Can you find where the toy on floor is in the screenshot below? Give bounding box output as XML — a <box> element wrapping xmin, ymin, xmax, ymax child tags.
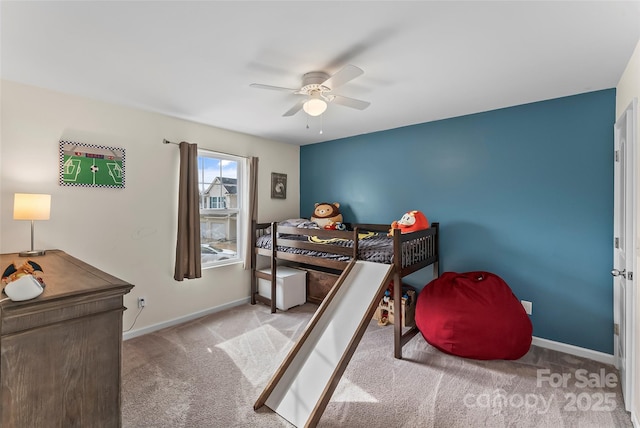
<box><xmin>311</xmin><ymin>202</ymin><xmax>343</xmax><ymax>228</ymax></box>
<box><xmin>378</xmin><ymin>309</ymin><xmax>390</xmax><ymax>326</ymax></box>
<box><xmin>374</xmin><ymin>281</ymin><xmax>416</xmax><ymax>327</ymax></box>
<box><xmin>389</xmin><ymin>210</ymin><xmax>429</xmax><ymax>235</ymax></box>
<box><xmin>382</xmin><ymin>289</ymin><xmax>391</xmax><ymax>304</ymax></box>
<box><xmin>376</xmin><ymin>289</ymin><xmax>392</xmax><ymax>325</ymax></box>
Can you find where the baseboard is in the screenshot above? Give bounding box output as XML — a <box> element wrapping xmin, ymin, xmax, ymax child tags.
<box><xmin>122</xmin><ymin>302</ymin><xmax>617</xmax><ymax>366</ymax></box>
<box><xmin>122</xmin><ymin>297</ymin><xmax>251</xmax><ymax>341</ymax></box>
<box><xmin>532</xmin><ymin>336</ymin><xmax>616</xmax><ymax>366</ymax></box>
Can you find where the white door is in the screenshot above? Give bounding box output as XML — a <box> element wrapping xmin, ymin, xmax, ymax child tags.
<box><xmin>613</xmin><ymin>98</ymin><xmax>637</xmax><ymax>412</ymax></box>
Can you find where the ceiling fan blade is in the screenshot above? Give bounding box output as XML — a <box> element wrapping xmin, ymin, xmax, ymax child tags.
<box><xmin>329</xmin><ymin>94</ymin><xmax>370</xmax><ymax>110</ymax></box>
<box><xmin>283</xmin><ymin>99</ymin><xmax>305</xmax><ymax>117</ymax></box>
<box><xmin>321</xmin><ymin>64</ymin><xmax>364</xmax><ymax>90</ymax></box>
<box><xmin>250</xmin><ymin>83</ymin><xmax>298</xmax><ymax>92</ymax></box>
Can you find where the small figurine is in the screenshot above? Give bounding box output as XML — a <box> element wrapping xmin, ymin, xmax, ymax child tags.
<box><xmin>324</xmin><ymin>221</ymin><xmax>346</xmax><ymax>231</ymax></box>
<box><xmin>382</xmin><ymin>289</ymin><xmax>391</xmax><ymax>305</ymax></box>
<box><xmin>377</xmin><ymin>309</ymin><xmax>389</xmax><ymax>326</ymax></box>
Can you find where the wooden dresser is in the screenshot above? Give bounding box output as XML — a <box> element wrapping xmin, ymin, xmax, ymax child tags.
<box><xmin>0</xmin><ymin>250</ymin><xmax>134</xmax><ymax>428</ymax></box>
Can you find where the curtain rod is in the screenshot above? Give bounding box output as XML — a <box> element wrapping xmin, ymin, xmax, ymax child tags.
<box><xmin>162</xmin><ymin>139</ymin><xmax>246</xmax><ymax>159</ymax></box>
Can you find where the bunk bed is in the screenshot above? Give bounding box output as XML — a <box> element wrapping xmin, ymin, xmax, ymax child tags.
<box><xmin>250</xmin><ymin>219</ymin><xmax>439</xmax><ymax>359</ymax></box>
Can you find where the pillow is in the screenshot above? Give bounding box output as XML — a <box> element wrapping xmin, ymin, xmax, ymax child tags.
<box><xmin>415</xmin><ymin>271</ymin><xmax>532</xmax><ymax>360</ymax></box>
<box><xmin>265</xmin><ymin>218</ymin><xmax>319</xmax><ymax>234</ymax></box>
<box><xmin>279</xmin><ymin>218</ymin><xmax>311</xmax><ymax>227</ymax></box>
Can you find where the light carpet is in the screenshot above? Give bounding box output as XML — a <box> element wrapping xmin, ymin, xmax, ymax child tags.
<box><xmin>122</xmin><ymin>302</ymin><xmax>632</xmax><ymax>427</ymax></box>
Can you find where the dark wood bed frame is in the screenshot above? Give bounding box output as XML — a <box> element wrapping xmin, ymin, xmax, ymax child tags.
<box><xmin>250</xmin><ymin>221</ymin><xmax>439</xmax><ymax>359</ymax></box>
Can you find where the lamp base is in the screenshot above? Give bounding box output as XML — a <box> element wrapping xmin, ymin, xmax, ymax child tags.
<box><xmin>18</xmin><ymin>249</ymin><xmax>46</xmax><ymax>257</ymax></box>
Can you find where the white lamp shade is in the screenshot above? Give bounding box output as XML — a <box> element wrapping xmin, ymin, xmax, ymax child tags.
<box><xmin>303</xmin><ymin>98</ymin><xmax>327</xmax><ymax>117</ymax></box>
<box><xmin>13</xmin><ymin>193</ymin><xmax>51</xmax><ymax>220</ymax></box>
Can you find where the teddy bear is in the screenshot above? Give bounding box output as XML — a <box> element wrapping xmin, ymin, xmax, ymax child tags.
<box><xmin>389</xmin><ymin>210</ymin><xmax>429</xmax><ymax>235</ymax></box>
<box><xmin>311</xmin><ymin>202</ymin><xmax>343</xmax><ymax>228</ymax></box>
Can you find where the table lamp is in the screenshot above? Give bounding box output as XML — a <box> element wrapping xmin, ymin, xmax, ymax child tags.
<box><xmin>13</xmin><ymin>193</ymin><xmax>51</xmax><ymax>257</ymax></box>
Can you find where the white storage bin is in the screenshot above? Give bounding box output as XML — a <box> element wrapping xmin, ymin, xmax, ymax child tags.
<box><xmin>258</xmin><ymin>266</ymin><xmax>307</xmax><ymax>311</ymax></box>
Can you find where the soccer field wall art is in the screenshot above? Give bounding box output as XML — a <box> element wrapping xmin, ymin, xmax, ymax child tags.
<box><xmin>59</xmin><ymin>141</ymin><xmax>125</xmax><ymax>189</ymax></box>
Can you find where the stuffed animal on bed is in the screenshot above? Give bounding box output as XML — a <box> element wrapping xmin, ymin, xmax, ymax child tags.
<box><xmin>323</xmin><ymin>221</ymin><xmax>346</xmax><ymax>230</ymax></box>
<box><xmin>389</xmin><ymin>210</ymin><xmax>429</xmax><ymax>235</ymax></box>
<box><xmin>311</xmin><ymin>202</ymin><xmax>343</xmax><ymax>228</ymax></box>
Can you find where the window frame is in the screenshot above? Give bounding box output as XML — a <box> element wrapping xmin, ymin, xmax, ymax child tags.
<box><xmin>197</xmin><ymin>149</ymin><xmax>245</xmax><ymax>269</ymax></box>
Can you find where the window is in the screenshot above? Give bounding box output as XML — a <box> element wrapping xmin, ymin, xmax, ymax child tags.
<box><xmin>198</xmin><ymin>150</ymin><xmax>244</xmax><ymax>267</ymax></box>
<box><xmin>209</xmin><ymin>196</ymin><xmax>226</xmax><ymax>209</ymax></box>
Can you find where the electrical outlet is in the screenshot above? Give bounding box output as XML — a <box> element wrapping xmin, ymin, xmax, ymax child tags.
<box><xmin>521</xmin><ymin>300</ymin><xmax>532</xmax><ymax>315</ymax></box>
<box><xmin>138</xmin><ymin>297</ymin><xmax>146</xmax><ymax>308</ymax></box>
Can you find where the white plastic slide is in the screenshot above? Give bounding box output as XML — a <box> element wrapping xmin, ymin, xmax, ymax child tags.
<box><xmin>255</xmin><ymin>260</ymin><xmax>394</xmax><ymax>427</ymax></box>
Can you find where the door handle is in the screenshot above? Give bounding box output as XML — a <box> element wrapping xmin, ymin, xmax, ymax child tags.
<box><xmin>612</xmin><ymin>269</ymin><xmax>627</xmax><ymax>278</ymax></box>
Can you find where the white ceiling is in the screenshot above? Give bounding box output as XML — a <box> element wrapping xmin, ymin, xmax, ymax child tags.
<box><xmin>2</xmin><ymin>1</ymin><xmax>639</xmax><ymax>146</ymax></box>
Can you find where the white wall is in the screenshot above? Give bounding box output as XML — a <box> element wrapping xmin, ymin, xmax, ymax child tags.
<box><xmin>0</xmin><ymin>80</ymin><xmax>300</xmax><ymax>333</ymax></box>
<box><xmin>616</xmin><ymin>38</ymin><xmax>640</xmax><ymax>424</ymax></box>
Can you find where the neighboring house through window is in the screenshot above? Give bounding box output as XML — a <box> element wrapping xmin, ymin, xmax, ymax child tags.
<box><xmin>198</xmin><ymin>150</ymin><xmax>244</xmax><ymax>267</ymax></box>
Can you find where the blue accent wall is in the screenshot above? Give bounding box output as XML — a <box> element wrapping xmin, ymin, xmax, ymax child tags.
<box><xmin>300</xmin><ymin>89</ymin><xmax>616</xmax><ymax>354</ymax></box>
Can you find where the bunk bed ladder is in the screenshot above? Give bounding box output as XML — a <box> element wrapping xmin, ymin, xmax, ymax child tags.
<box><xmin>251</xmin><ymin>221</ymin><xmax>279</xmax><ymax>313</ymax></box>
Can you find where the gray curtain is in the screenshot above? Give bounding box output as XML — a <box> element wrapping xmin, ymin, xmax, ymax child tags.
<box><xmin>243</xmin><ymin>156</ymin><xmax>259</xmax><ymax>269</ymax></box>
<box><xmin>174</xmin><ymin>141</ymin><xmax>201</xmax><ymax>281</ymax></box>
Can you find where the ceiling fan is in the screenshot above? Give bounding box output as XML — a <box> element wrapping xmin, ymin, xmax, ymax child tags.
<box><xmin>250</xmin><ymin>64</ymin><xmax>371</xmax><ymax>117</ymax></box>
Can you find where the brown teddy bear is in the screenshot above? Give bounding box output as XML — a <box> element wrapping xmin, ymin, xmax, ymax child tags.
<box><xmin>311</xmin><ymin>202</ymin><xmax>343</xmax><ymax>228</ymax></box>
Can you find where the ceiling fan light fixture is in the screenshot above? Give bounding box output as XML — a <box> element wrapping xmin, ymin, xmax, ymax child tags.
<box><xmin>303</xmin><ymin>97</ymin><xmax>327</xmax><ymax>117</ymax></box>
<box><xmin>251</xmin><ymin>64</ymin><xmax>368</xmax><ymax>117</ymax></box>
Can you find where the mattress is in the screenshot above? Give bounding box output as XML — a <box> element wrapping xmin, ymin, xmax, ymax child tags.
<box><xmin>255</xmin><ymin>231</ymin><xmax>395</xmax><ymax>264</ymax></box>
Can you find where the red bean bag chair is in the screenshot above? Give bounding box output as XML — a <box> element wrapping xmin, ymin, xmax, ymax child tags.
<box><xmin>415</xmin><ymin>271</ymin><xmax>532</xmax><ymax>360</ymax></box>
